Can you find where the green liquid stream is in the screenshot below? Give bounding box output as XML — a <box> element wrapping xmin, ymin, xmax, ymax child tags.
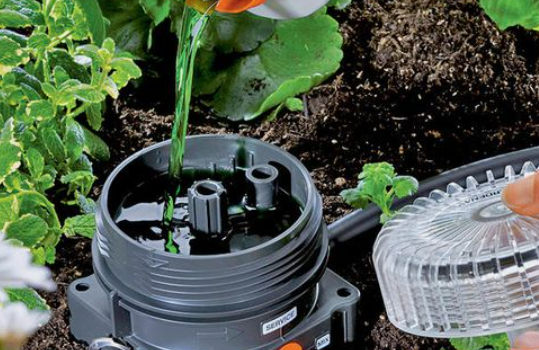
<box><xmin>163</xmin><ymin>6</ymin><xmax>211</xmax><ymax>253</ymax></box>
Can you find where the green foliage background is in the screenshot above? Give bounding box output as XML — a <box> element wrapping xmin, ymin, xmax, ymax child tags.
<box><xmin>450</xmin><ymin>334</ymin><xmax>510</xmax><ymax>350</ymax></box>
<box><xmin>100</xmin><ymin>0</ymin><xmax>349</xmax><ymax>120</ymax></box>
<box><xmin>480</xmin><ymin>0</ymin><xmax>539</xmax><ymax>30</ymax></box>
<box><xmin>341</xmin><ymin>162</ymin><xmax>419</xmax><ymax>223</ymax></box>
<box><xmin>0</xmin><ymin>0</ymin><xmax>140</xmax><ymax>306</ymax></box>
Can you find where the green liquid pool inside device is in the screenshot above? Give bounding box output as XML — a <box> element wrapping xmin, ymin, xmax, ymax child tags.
<box><xmin>114</xmin><ymin>168</ymin><xmax>303</xmax><ymax>256</ymax></box>
<box><xmin>374</xmin><ymin>161</ymin><xmax>539</xmax><ymax>345</ymax></box>
<box><xmin>68</xmin><ymin>135</ymin><xmax>360</xmax><ymax>350</ymax></box>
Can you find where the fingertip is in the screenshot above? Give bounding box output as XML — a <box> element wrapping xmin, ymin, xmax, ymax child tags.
<box><xmin>513</xmin><ymin>331</ymin><xmax>539</xmax><ymax>350</ymax></box>
<box><xmin>502</xmin><ymin>173</ymin><xmax>539</xmax><ymax>217</ymax></box>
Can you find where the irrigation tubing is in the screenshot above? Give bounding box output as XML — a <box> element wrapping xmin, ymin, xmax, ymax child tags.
<box><xmin>328</xmin><ymin>145</ymin><xmax>539</xmax><ymax>245</ymax></box>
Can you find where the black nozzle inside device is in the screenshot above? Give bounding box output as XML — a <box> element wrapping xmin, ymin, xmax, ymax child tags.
<box><xmin>188</xmin><ymin>180</ymin><xmax>228</xmax><ymax>236</ymax></box>
<box><xmin>245</xmin><ymin>164</ymin><xmax>279</xmax><ymax>210</ymax></box>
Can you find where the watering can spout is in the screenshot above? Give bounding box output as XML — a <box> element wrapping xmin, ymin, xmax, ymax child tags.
<box><xmin>249</xmin><ymin>0</ymin><xmax>331</xmax><ymax>19</ymax></box>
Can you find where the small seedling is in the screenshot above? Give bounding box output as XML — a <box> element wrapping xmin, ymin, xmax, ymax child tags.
<box><xmin>340</xmin><ymin>162</ymin><xmax>418</xmax><ymax>223</ymax></box>
<box><xmin>450</xmin><ymin>334</ymin><xmax>509</xmax><ymax>350</ymax></box>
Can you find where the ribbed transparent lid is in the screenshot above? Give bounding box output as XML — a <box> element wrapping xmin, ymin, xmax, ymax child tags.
<box><xmin>374</xmin><ymin>162</ymin><xmax>539</xmax><ymax>338</ymax></box>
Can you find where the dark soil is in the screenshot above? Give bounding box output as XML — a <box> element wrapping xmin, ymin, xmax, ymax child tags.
<box><xmin>25</xmin><ymin>0</ymin><xmax>539</xmax><ymax>349</ymax></box>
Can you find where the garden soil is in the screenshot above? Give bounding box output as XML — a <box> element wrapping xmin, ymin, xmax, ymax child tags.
<box><xmin>25</xmin><ymin>0</ymin><xmax>539</xmax><ymax>349</ymax></box>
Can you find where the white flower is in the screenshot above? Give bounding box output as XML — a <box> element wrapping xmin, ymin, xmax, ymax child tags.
<box><xmin>0</xmin><ymin>233</ymin><xmax>55</xmax><ymax>349</ymax></box>
<box><xmin>0</xmin><ymin>302</ymin><xmax>50</xmax><ymax>349</ymax></box>
<box><xmin>0</xmin><ymin>233</ymin><xmax>56</xmax><ymax>293</ymax></box>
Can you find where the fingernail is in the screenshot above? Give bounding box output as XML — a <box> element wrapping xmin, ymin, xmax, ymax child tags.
<box><xmin>503</xmin><ymin>174</ymin><xmax>537</xmax><ymax>212</ymax></box>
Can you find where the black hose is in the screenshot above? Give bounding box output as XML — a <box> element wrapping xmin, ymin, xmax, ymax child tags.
<box><xmin>328</xmin><ymin>146</ymin><xmax>539</xmax><ymax>244</ymax></box>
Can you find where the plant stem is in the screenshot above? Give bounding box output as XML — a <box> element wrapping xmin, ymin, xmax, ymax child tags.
<box><xmin>66</xmin><ymin>103</ymin><xmax>87</xmax><ymax>118</ymax></box>
<box><xmin>48</xmin><ymin>30</ymin><xmax>74</xmax><ymax>48</ymax></box>
<box><xmin>44</xmin><ymin>0</ymin><xmax>57</xmax><ymax>19</ymax></box>
<box><xmin>162</xmin><ymin>6</ymin><xmax>210</xmax><ymax>253</ymax></box>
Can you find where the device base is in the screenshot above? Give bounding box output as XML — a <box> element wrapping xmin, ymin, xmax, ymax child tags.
<box><xmin>68</xmin><ymin>269</ymin><xmax>359</xmax><ymax>350</ymax></box>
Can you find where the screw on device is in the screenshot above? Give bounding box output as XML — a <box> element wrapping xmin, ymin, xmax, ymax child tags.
<box><xmin>245</xmin><ymin>164</ymin><xmax>279</xmax><ymax>210</ymax></box>
<box><xmin>188</xmin><ymin>180</ymin><xmax>228</xmax><ymax>236</ymax></box>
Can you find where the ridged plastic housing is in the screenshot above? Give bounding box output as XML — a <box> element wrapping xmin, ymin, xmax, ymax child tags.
<box><xmin>97</xmin><ymin>136</ymin><xmax>326</xmax><ymax>318</ymax></box>
<box><xmin>374</xmin><ymin>162</ymin><xmax>539</xmax><ymax>338</ymax></box>
<box><xmin>69</xmin><ymin>135</ymin><xmax>360</xmax><ymax>350</ymax></box>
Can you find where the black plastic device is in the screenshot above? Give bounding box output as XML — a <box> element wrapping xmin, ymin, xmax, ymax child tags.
<box><xmin>68</xmin><ymin>135</ymin><xmax>360</xmax><ymax>350</ymax></box>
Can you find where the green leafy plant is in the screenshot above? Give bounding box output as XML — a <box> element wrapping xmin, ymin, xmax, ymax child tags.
<box><xmin>340</xmin><ymin>162</ymin><xmax>418</xmax><ymax>224</ymax></box>
<box><xmin>480</xmin><ymin>0</ymin><xmax>539</xmax><ymax>31</ymax></box>
<box><xmin>99</xmin><ymin>0</ymin><xmax>348</xmax><ymax>120</ymax></box>
<box><xmin>196</xmin><ymin>8</ymin><xmax>343</xmax><ymax>121</ymax></box>
<box><xmin>450</xmin><ymin>334</ymin><xmax>510</xmax><ymax>350</ymax></box>
<box><xmin>0</xmin><ymin>0</ymin><xmax>141</xmax><ymax>265</ymax></box>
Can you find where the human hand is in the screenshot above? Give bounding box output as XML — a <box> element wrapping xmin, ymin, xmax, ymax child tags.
<box><xmin>502</xmin><ymin>173</ymin><xmax>539</xmax><ymax>217</ymax></box>
<box><xmin>512</xmin><ymin>331</ymin><xmax>539</xmax><ymax>350</ymax></box>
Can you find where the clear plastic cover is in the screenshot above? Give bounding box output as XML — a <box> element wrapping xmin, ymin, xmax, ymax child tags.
<box><xmin>374</xmin><ymin>162</ymin><xmax>539</xmax><ymax>338</ymax></box>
